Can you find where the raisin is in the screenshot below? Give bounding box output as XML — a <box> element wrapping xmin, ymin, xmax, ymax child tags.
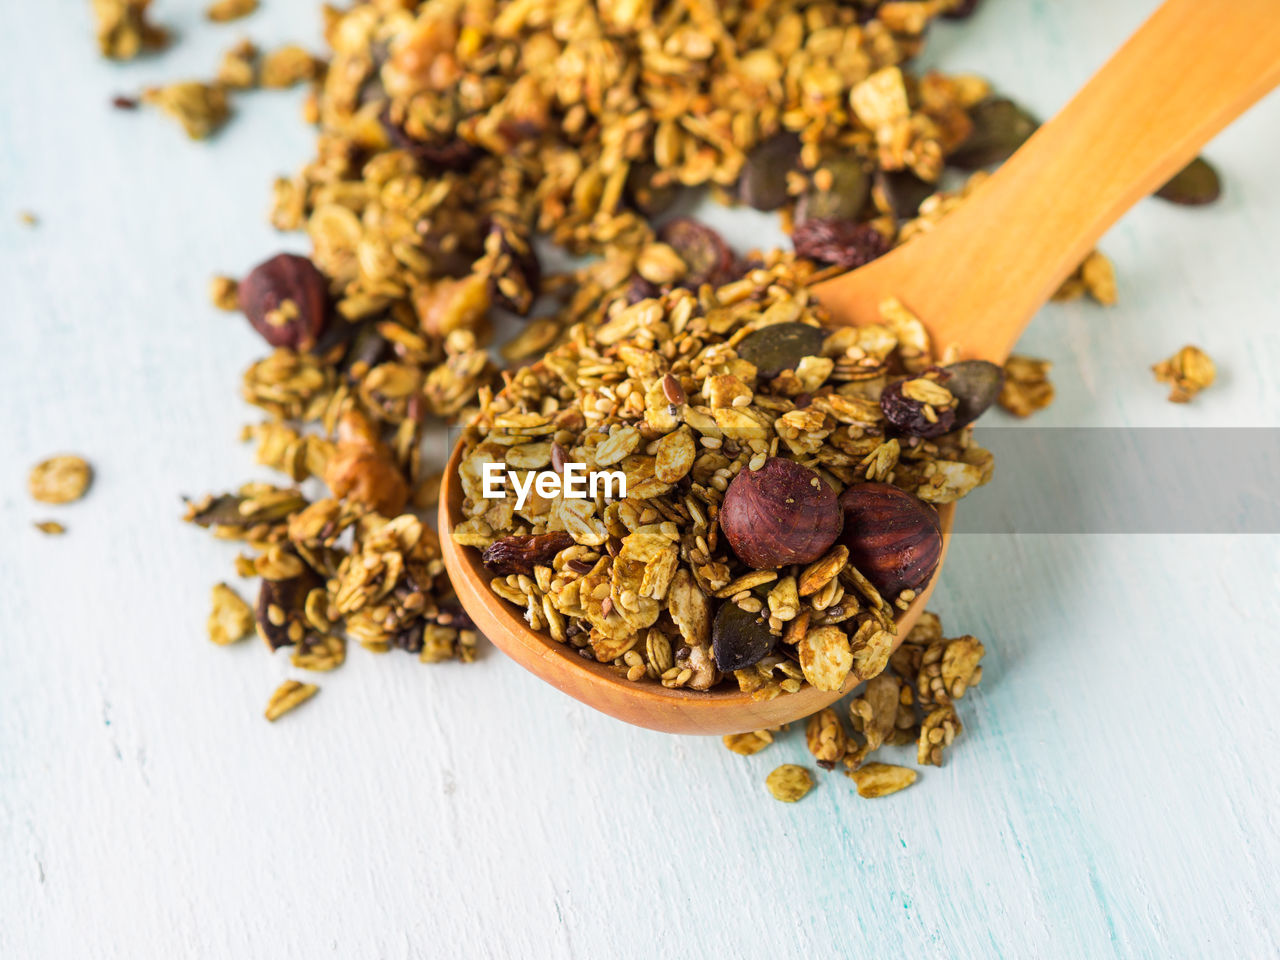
<box><xmin>238</xmin><ymin>253</ymin><xmax>331</xmax><ymax>351</ymax></box>
<box><xmin>255</xmin><ymin>565</ymin><xmax>323</xmax><ymax>651</ymax></box>
<box><xmin>658</xmin><ymin>218</ymin><xmax>738</xmax><ymax>288</ymax></box>
<box><xmin>481</xmin><ymin>531</ymin><xmax>575</xmax><ymax>576</ymax></box>
<box><xmin>712</xmin><ymin>601</ymin><xmax>776</xmax><ymax>672</ymax></box>
<box><xmin>791</xmin><ymin>219</ymin><xmax>890</xmax><ymax>271</ymax></box>
<box><xmin>880</xmin><ymin>378</ymin><xmax>958</xmax><ymax>439</ymax></box>
<box><xmin>484</xmin><ymin>221</ymin><xmax>541</xmax><ymax>316</ymax></box>
<box><xmin>380</xmin><ymin>108</ymin><xmax>481</xmax><ymax>172</ymax></box>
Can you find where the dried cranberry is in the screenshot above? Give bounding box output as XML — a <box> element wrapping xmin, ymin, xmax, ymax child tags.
<box><xmin>255</xmin><ymin>564</ymin><xmax>323</xmax><ymax>651</ymax></box>
<box><xmin>791</xmin><ymin>219</ymin><xmax>889</xmax><ymax>271</ymax></box>
<box><xmin>625</xmin><ymin>274</ymin><xmax>663</xmax><ymax>304</ymax></box>
<box><xmin>880</xmin><ymin>378</ymin><xmax>957</xmax><ymax>439</ymax></box>
<box><xmin>658</xmin><ymin>218</ymin><xmax>738</xmax><ymax>288</ymax></box>
<box><xmin>238</xmin><ymin>253</ymin><xmax>331</xmax><ymax>351</ymax></box>
<box><xmin>481</xmin><ymin>532</ymin><xmax>575</xmax><ymax>576</ymax></box>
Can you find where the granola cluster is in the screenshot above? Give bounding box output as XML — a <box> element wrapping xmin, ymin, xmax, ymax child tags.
<box><xmin>731</xmin><ymin>609</ymin><xmax>984</xmax><ymax>801</ymax></box>
<box><xmin>454</xmin><ymin>257</ymin><xmax>995</xmax><ymax>695</ymax></box>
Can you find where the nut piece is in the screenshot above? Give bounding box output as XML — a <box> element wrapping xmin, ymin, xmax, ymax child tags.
<box><xmin>849</xmin><ymin>762</ymin><xmax>918</xmax><ymax>798</ymax></box>
<box><xmin>322</xmin><ymin>410</ymin><xmax>409</xmax><ymax>517</ymax></box>
<box><xmin>719</xmin><ymin>457</ymin><xmax>842</xmax><ymax>570</ymax></box>
<box><xmin>29</xmin><ymin>455</ymin><xmax>93</xmax><ymax>504</ymax></box>
<box><xmin>237</xmin><ymin>253</ymin><xmax>331</xmax><ymax>351</ymax></box>
<box><xmin>838</xmin><ymin>483</ymin><xmax>942</xmax><ymax>597</ymax></box>
<box><xmin>208</xmin><ymin>583</ymin><xmax>253</xmax><ymax>645</ymax></box>
<box><xmin>264</xmin><ymin>680</ymin><xmax>318</xmax><ymax>722</ymax></box>
<box><xmin>765</xmin><ymin>764</ymin><xmax>814</xmax><ymax>802</ymax></box>
<box><xmin>1152</xmin><ymin>345</ymin><xmax>1216</xmax><ymax>403</ymax></box>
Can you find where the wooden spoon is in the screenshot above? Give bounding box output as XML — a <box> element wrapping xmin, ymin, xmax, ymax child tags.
<box><xmin>440</xmin><ymin>0</ymin><xmax>1280</xmax><ymax>735</ymax></box>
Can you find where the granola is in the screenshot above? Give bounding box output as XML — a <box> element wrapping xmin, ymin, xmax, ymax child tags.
<box><xmin>92</xmin><ymin>0</ymin><xmax>168</xmax><ymax>60</ymax></box>
<box><xmin>1153</xmin><ymin>345</ymin><xmax>1216</xmax><ymax>403</ymax></box>
<box><xmin>264</xmin><ymin>680</ymin><xmax>318</xmax><ymax>721</ymax></box>
<box><xmin>29</xmin><ymin>455</ymin><xmax>93</xmax><ymax>504</ymax></box>
<box><xmin>766</xmin><ymin>764</ymin><xmax>814</xmax><ymax>803</ymax></box>
<box><xmin>998</xmin><ymin>354</ymin><xmax>1055</xmax><ymax>417</ymax></box>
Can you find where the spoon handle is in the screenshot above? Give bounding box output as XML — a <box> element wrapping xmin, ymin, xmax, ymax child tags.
<box><xmin>836</xmin><ymin>0</ymin><xmax>1280</xmax><ymax>362</ymax></box>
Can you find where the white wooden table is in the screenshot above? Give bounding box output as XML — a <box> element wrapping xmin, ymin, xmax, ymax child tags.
<box><xmin>3</xmin><ymin>2</ymin><xmax>1278</xmax><ymax>957</ymax></box>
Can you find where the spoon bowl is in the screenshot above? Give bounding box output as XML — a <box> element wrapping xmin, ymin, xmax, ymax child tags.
<box><xmin>440</xmin><ymin>437</ymin><xmax>954</xmax><ymax>734</ymax></box>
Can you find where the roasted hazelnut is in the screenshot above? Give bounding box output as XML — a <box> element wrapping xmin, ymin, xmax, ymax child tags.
<box><xmin>719</xmin><ymin>457</ymin><xmax>842</xmax><ymax>569</ymax></box>
<box><xmin>838</xmin><ymin>483</ymin><xmax>942</xmax><ymax>597</ymax></box>
<box><xmin>322</xmin><ymin>410</ymin><xmax>409</xmax><ymax>517</ymax></box>
<box><xmin>238</xmin><ymin>253</ymin><xmax>330</xmax><ymax>351</ymax></box>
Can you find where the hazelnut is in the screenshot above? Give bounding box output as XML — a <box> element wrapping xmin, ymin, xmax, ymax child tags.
<box><xmin>322</xmin><ymin>410</ymin><xmax>409</xmax><ymax>517</ymax></box>
<box><xmin>719</xmin><ymin>457</ymin><xmax>843</xmax><ymax>569</ymax></box>
<box><xmin>238</xmin><ymin>253</ymin><xmax>330</xmax><ymax>351</ymax></box>
<box><xmin>838</xmin><ymin>483</ymin><xmax>942</xmax><ymax>597</ymax></box>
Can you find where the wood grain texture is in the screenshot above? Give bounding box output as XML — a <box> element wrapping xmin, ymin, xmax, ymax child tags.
<box><xmin>2</xmin><ymin>1</ymin><xmax>1278</xmax><ymax>958</ymax></box>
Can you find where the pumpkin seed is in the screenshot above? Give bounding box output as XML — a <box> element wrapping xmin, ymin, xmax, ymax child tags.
<box><xmin>738</xmin><ymin>133</ymin><xmax>801</xmax><ymax>211</ymax></box>
<box><xmin>949</xmin><ymin>97</ymin><xmax>1038</xmax><ymax>169</ymax></box>
<box><xmin>736</xmin><ymin>321</ymin><xmax>827</xmax><ymax>379</ymax></box>
<box><xmin>942</xmin><ymin>360</ymin><xmax>1005</xmax><ymax>427</ymax></box>
<box><xmin>1155</xmin><ymin>156</ymin><xmax>1221</xmax><ymax>206</ymax></box>
<box><xmin>795</xmin><ymin>157</ymin><xmax>870</xmax><ymax>223</ymax></box>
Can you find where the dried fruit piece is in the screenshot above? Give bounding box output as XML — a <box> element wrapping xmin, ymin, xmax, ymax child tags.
<box><xmin>482</xmin><ymin>532</ymin><xmax>574</xmax><ymax>576</ymax></box>
<box><xmin>712</xmin><ymin>601</ymin><xmax>775</xmax><ymax>672</ymax></box>
<box><xmin>482</xmin><ymin>221</ymin><xmax>541</xmax><ymax>316</ymax></box>
<box><xmin>881</xmin><ymin>376</ymin><xmax>958</xmax><ymax>438</ymax></box>
<box><xmin>238</xmin><ymin>253</ymin><xmax>330</xmax><ymax>351</ymax></box>
<box><xmin>208</xmin><ymin>583</ymin><xmax>253</xmax><ymax>645</ymax></box>
<box><xmin>792</xmin><ymin>219</ymin><xmax>890</xmax><ymax>271</ymax></box>
<box><xmin>765</xmin><ymin>764</ymin><xmax>814</xmax><ymax>802</ymax></box>
<box><xmin>738</xmin><ymin>133</ymin><xmax>801</xmax><ymax>211</ymax></box>
<box><xmin>264</xmin><ymin>680</ymin><xmax>318</xmax><ymax>722</ymax></box>
<box><xmin>380</xmin><ymin>110</ymin><xmax>481</xmax><ymax>172</ymax></box>
<box><xmin>723</xmin><ymin>729</ymin><xmax>774</xmax><ymax>756</ymax></box>
<box><xmin>839</xmin><ymin>483</ymin><xmax>942</xmax><ymax>597</ymax></box>
<box><xmin>849</xmin><ymin>762</ymin><xmax>918</xmax><ymax>798</ymax></box>
<box><xmin>719</xmin><ymin>458</ymin><xmax>843</xmax><ymax>569</ymax></box>
<box><xmin>1155</xmin><ymin>156</ymin><xmax>1221</xmax><ymax>206</ymax></box>
<box><xmin>736</xmin><ymin>322</ymin><xmax>827</xmax><ymax>380</ymax></box>
<box><xmin>942</xmin><ymin>360</ymin><xmax>1004</xmax><ymax>427</ymax></box>
<box><xmin>255</xmin><ymin>562</ymin><xmax>323</xmax><ymax>651</ymax></box>
<box><xmin>1152</xmin><ymin>345</ymin><xmax>1216</xmax><ymax>403</ymax></box>
<box><xmin>795</xmin><ymin>157</ymin><xmax>870</xmax><ymax>223</ymax></box>
<box><xmin>658</xmin><ymin>218</ymin><xmax>737</xmax><ymax>288</ymax></box>
<box><xmin>949</xmin><ymin>97</ymin><xmax>1038</xmax><ymax>169</ymax></box>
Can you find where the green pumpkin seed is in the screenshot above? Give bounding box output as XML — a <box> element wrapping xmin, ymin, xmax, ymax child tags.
<box><xmin>736</xmin><ymin>322</ymin><xmax>828</xmax><ymax>379</ymax></box>
<box><xmin>949</xmin><ymin>97</ymin><xmax>1039</xmax><ymax>169</ymax></box>
<box><xmin>1154</xmin><ymin>156</ymin><xmax>1221</xmax><ymax>206</ymax></box>
<box><xmin>942</xmin><ymin>360</ymin><xmax>1004</xmax><ymax>427</ymax></box>
<box><xmin>739</xmin><ymin>133</ymin><xmax>801</xmax><ymax>211</ymax></box>
<box><xmin>795</xmin><ymin>156</ymin><xmax>870</xmax><ymax>223</ymax></box>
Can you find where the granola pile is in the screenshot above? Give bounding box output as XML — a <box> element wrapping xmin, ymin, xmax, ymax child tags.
<box><xmin>454</xmin><ymin>258</ymin><xmax>996</xmax><ymax>696</ymax></box>
<box><xmin>730</xmin><ymin>609</ymin><xmax>982</xmax><ymax>801</ymax></box>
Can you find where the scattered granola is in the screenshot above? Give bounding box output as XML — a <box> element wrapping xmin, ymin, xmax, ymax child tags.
<box><xmin>724</xmin><ymin>609</ymin><xmax>984</xmax><ymax>801</ymax></box>
<box><xmin>91</xmin><ymin>0</ymin><xmax>168</xmax><ymax>60</ymax></box>
<box><xmin>209</xmin><ymin>274</ymin><xmax>240</xmax><ymax>311</ymax></box>
<box><xmin>1153</xmin><ymin>345</ymin><xmax>1216</xmax><ymax>403</ymax></box>
<box><xmin>765</xmin><ymin>764</ymin><xmax>814</xmax><ymax>803</ymax></box>
<box><xmin>260</xmin><ymin>45</ymin><xmax>321</xmax><ymax>90</ymax></box>
<box><xmin>208</xmin><ymin>583</ymin><xmax>254</xmax><ymax>645</ymax></box>
<box><xmin>142</xmin><ymin>82</ymin><xmax>231</xmax><ymax>140</ymax></box>
<box><xmin>264</xmin><ymin>679</ymin><xmax>318</xmax><ymax>721</ymax></box>
<box><xmin>34</xmin><ymin>521</ymin><xmax>67</xmax><ymax>536</ymax></box>
<box><xmin>206</xmin><ymin>0</ymin><xmax>258</xmax><ymax>23</ymax></box>
<box><xmin>29</xmin><ymin>455</ymin><xmax>93</xmax><ymax>504</ymax></box>
<box><xmin>216</xmin><ymin>40</ymin><xmax>259</xmax><ymax>91</ymax></box>
<box><xmin>18</xmin><ymin>211</ymin><xmax>38</xmax><ymax>227</ymax></box>
<box><xmin>998</xmin><ymin>355</ymin><xmax>1055</xmax><ymax>417</ymax></box>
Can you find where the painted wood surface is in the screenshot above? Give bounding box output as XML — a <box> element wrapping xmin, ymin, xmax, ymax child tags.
<box><xmin>2</xmin><ymin>2</ymin><xmax>1278</xmax><ymax>957</ymax></box>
